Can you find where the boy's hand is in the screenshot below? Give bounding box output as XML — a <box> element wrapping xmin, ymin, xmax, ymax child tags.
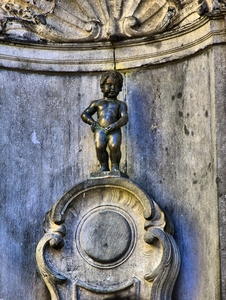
<box><xmin>91</xmin><ymin>122</ymin><xmax>98</xmax><ymax>132</ymax></box>
<box><xmin>105</xmin><ymin>123</ymin><xmax>117</xmax><ymax>133</ymax></box>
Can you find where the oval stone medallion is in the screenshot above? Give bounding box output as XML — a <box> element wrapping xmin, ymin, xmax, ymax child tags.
<box><xmin>77</xmin><ymin>207</ymin><xmax>135</xmax><ymax>268</ymax></box>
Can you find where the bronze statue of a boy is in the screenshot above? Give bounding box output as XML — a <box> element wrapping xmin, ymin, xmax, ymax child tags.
<box><xmin>81</xmin><ymin>70</ymin><xmax>128</xmax><ymax>172</ymax></box>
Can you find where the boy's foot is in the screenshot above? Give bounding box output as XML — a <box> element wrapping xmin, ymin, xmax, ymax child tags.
<box><xmin>99</xmin><ymin>166</ymin><xmax>109</xmax><ymax>172</ymax></box>
<box><xmin>112</xmin><ymin>165</ymin><xmax>120</xmax><ymax>172</ymax></box>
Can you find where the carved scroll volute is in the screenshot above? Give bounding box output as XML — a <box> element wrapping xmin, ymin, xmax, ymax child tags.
<box><xmin>36</xmin><ymin>177</ymin><xmax>180</xmax><ymax>300</ymax></box>
<box><xmin>36</xmin><ymin>214</ymin><xmax>66</xmax><ymax>300</ymax></box>
<box><xmin>144</xmin><ymin>219</ymin><xmax>181</xmax><ymax>299</ymax></box>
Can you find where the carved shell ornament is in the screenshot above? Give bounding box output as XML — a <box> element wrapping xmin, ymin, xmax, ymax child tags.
<box><xmin>0</xmin><ymin>0</ymin><xmax>211</xmax><ymax>43</ymax></box>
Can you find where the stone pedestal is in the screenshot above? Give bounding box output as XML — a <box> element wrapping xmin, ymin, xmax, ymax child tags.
<box><xmin>36</xmin><ymin>176</ymin><xmax>180</xmax><ymax>299</ymax></box>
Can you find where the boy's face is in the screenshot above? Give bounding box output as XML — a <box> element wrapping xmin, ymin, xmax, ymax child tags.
<box><xmin>103</xmin><ymin>76</ymin><xmax>120</xmax><ymax>98</ymax></box>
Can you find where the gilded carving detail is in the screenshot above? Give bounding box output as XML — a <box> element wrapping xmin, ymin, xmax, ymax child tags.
<box><xmin>0</xmin><ymin>0</ymin><xmax>209</xmax><ymax>43</ymax></box>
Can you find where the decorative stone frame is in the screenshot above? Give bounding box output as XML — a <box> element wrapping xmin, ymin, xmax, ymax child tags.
<box><xmin>36</xmin><ymin>177</ymin><xmax>180</xmax><ymax>300</ymax></box>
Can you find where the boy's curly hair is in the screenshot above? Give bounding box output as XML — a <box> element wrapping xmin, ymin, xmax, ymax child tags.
<box><xmin>100</xmin><ymin>70</ymin><xmax>123</xmax><ymax>92</ymax></box>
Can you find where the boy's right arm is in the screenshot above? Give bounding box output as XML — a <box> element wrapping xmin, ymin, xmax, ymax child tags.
<box><xmin>81</xmin><ymin>101</ymin><xmax>98</xmax><ymax>130</ymax></box>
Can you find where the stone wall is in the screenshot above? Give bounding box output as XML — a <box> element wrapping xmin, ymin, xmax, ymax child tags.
<box><xmin>214</xmin><ymin>45</ymin><xmax>226</xmax><ymax>300</ymax></box>
<box><xmin>125</xmin><ymin>55</ymin><xmax>219</xmax><ymax>299</ymax></box>
<box><xmin>0</xmin><ymin>43</ymin><xmax>223</xmax><ymax>299</ymax></box>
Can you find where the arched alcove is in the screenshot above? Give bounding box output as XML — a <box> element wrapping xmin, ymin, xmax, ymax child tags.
<box><xmin>1</xmin><ymin>1</ymin><xmax>226</xmax><ymax>299</ymax></box>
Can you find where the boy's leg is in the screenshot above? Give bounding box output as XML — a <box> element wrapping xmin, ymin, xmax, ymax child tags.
<box><xmin>94</xmin><ymin>129</ymin><xmax>109</xmax><ymax>171</ymax></box>
<box><xmin>108</xmin><ymin>130</ymin><xmax>122</xmax><ymax>171</ymax></box>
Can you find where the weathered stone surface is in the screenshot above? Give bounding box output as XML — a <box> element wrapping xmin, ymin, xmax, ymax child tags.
<box><xmin>0</xmin><ymin>0</ymin><xmax>205</xmax><ymax>43</ymax></box>
<box><xmin>124</xmin><ymin>58</ymin><xmax>220</xmax><ymax>299</ymax></box>
<box><xmin>213</xmin><ymin>45</ymin><xmax>226</xmax><ymax>300</ymax></box>
<box><xmin>0</xmin><ymin>72</ymin><xmax>102</xmax><ymax>299</ymax></box>
<box><xmin>0</xmin><ymin>44</ymin><xmax>222</xmax><ymax>298</ymax></box>
<box><xmin>79</xmin><ymin>210</ymin><xmax>132</xmax><ymax>264</ymax></box>
<box><xmin>0</xmin><ymin>11</ymin><xmax>225</xmax><ymax>299</ymax></box>
<box><xmin>36</xmin><ymin>177</ymin><xmax>180</xmax><ymax>299</ymax></box>
<box><xmin>0</xmin><ymin>13</ymin><xmax>226</xmax><ymax>72</ymax></box>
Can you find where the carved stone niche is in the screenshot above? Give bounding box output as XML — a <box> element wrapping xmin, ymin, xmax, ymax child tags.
<box><xmin>36</xmin><ymin>176</ymin><xmax>180</xmax><ymax>300</ymax></box>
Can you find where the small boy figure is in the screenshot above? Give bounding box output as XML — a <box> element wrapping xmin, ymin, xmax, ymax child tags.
<box><xmin>81</xmin><ymin>70</ymin><xmax>128</xmax><ymax>172</ymax></box>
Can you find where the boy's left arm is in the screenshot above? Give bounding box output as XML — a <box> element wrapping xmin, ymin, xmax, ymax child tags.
<box><xmin>117</xmin><ymin>102</ymin><xmax>128</xmax><ymax>127</ymax></box>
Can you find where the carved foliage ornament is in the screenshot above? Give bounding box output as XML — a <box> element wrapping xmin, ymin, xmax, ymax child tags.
<box><xmin>0</xmin><ymin>0</ymin><xmax>215</xmax><ymax>43</ymax></box>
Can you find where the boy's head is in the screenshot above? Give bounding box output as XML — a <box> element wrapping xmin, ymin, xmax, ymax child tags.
<box><xmin>100</xmin><ymin>70</ymin><xmax>123</xmax><ymax>94</ymax></box>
